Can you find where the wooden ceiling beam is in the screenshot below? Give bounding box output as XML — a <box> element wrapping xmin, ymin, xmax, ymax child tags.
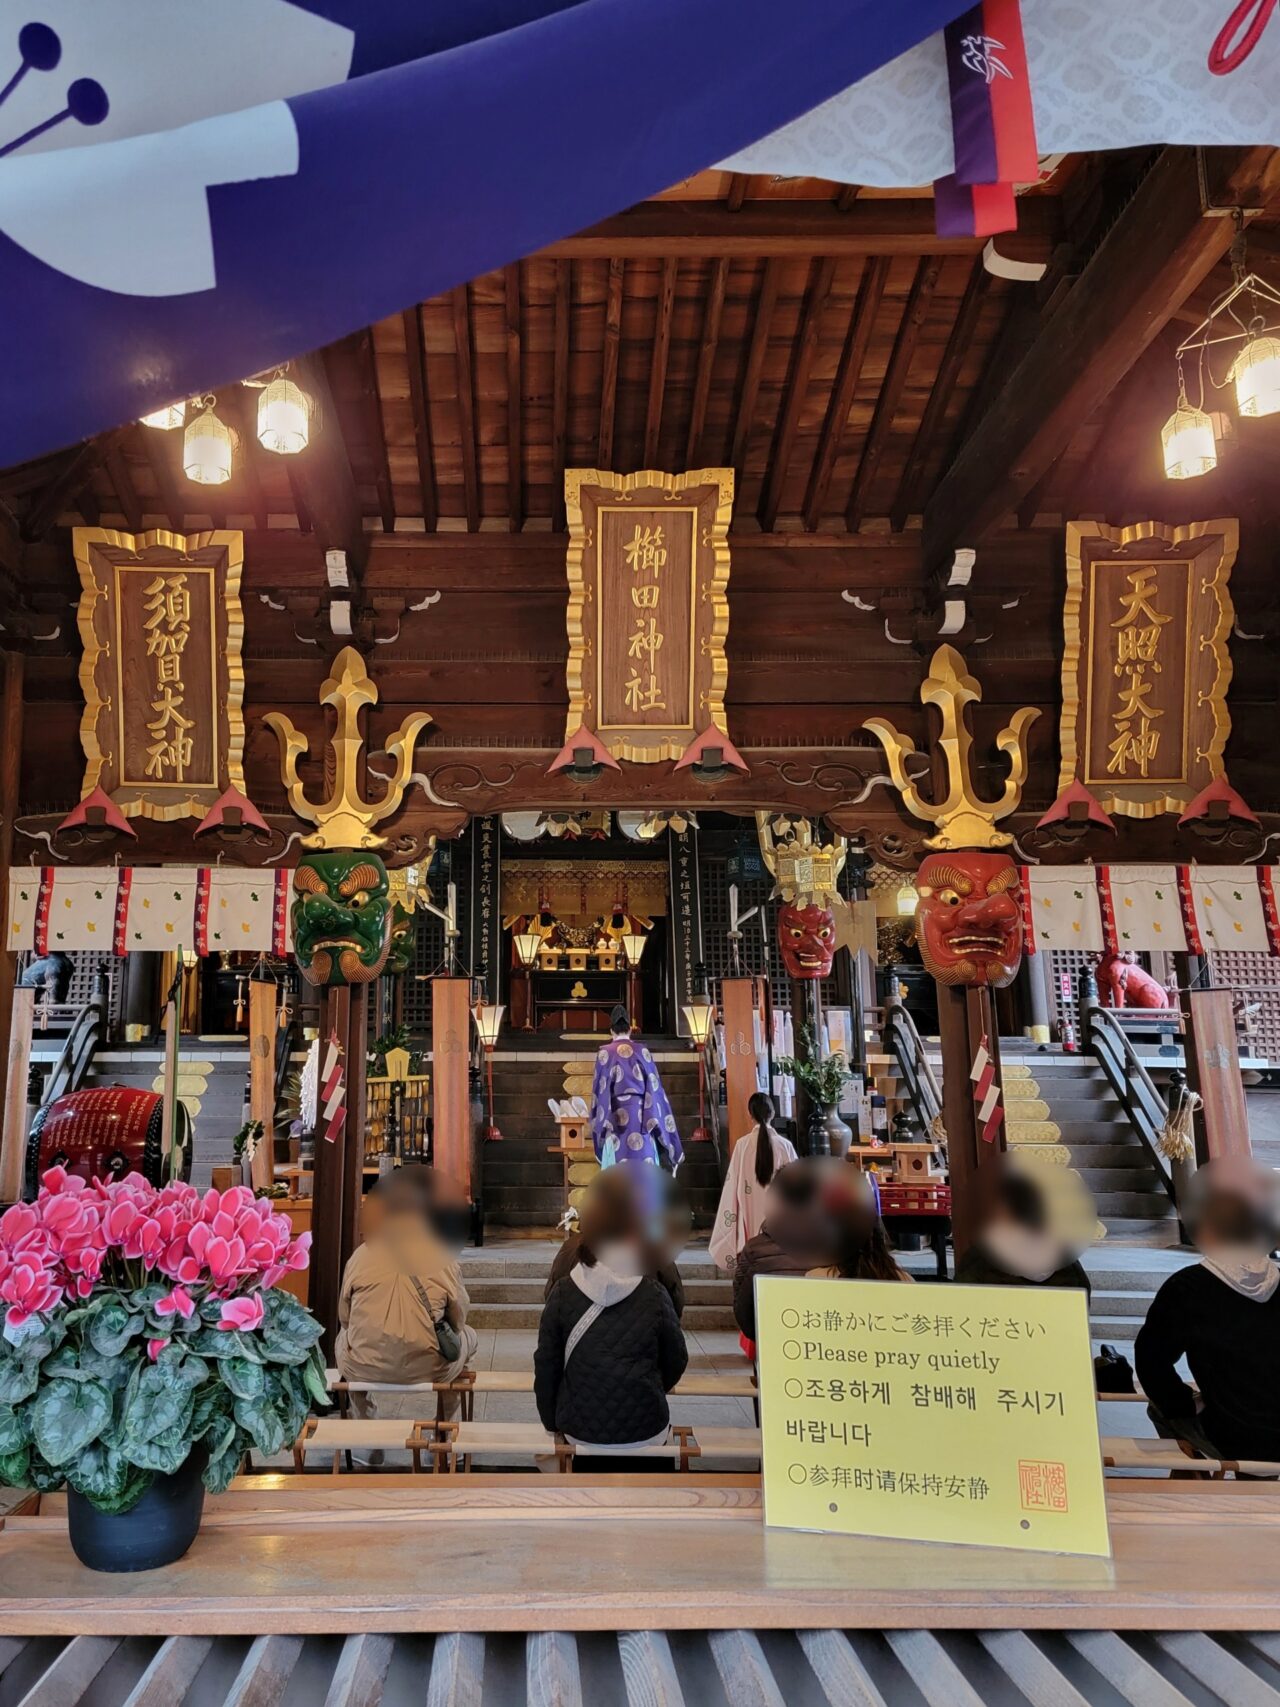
<box><xmin>504</xmin><ymin>264</ymin><xmax>524</xmax><ymax>532</ymax></box>
<box><xmin>288</xmin><ymin>352</ymin><xmax>368</xmax><ymax>570</ymax></box>
<box><xmin>451</xmin><ymin>284</ymin><xmax>480</xmax><ymax>531</ymax></box>
<box><xmin>401</xmin><ymin>305</ymin><xmax>438</xmax><ymax>531</ymax></box>
<box><xmin>923</xmin><ymin>145</ymin><xmax>1280</xmax><ymax>575</ymax></box>
<box><xmin>102</xmin><ymin>438</ymin><xmax>143</xmax><ymax>533</ymax></box>
<box><xmin>685</xmin><ymin>258</ymin><xmax>728</xmax><ymax>467</ymax></box>
<box><xmin>730</xmin><ymin>259</ymin><xmax>783</xmax><ymax>479</ymax></box>
<box><xmin>353</xmin><ymin>330</ymin><xmax>395</xmax><ymax>534</ymax></box>
<box><xmin>597</xmin><ymin>258</ymin><xmax>624</xmax><ymax>470</ymax></box>
<box><xmin>802</xmin><ymin>257</ymin><xmax>888</xmax><ymax>532</ymax></box>
<box><xmin>551</xmin><ymin>260</ymin><xmax>571</xmax><ymax>530</ymax></box>
<box><xmin>758</xmin><ymin>256</ymin><xmax>838</xmax><ymax>531</ymax></box>
<box><xmin>724</xmin><ymin>173</ymin><xmax>750</xmax><ymax>212</ymax></box>
<box><xmin>140</xmin><ymin>423</ymin><xmax>187</xmax><ymax>532</ymax></box>
<box><xmin>846</xmin><ymin>255</ymin><xmax>942</xmax><ymax>531</ymax></box>
<box><xmin>21</xmin><ymin>439</ymin><xmax>107</xmax><ymax>540</ymax></box>
<box><xmin>223</xmin><ymin>386</ymin><xmax>271</xmax><ymax>533</ymax></box>
<box><xmin>644</xmin><ymin>258</ymin><xmax>678</xmax><ymax>466</ymax></box>
<box><xmin>543</xmin><ymin>198</ymin><xmax>1056</xmax><ymax>259</ymax></box>
<box><xmin>890</xmin><ymin>259</ymin><xmax>989</xmax><ymax>531</ymax></box>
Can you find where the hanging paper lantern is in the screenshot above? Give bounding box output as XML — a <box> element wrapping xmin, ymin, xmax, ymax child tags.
<box><xmin>140</xmin><ymin>400</ymin><xmax>186</xmax><ymax>431</ymax></box>
<box><xmin>257</xmin><ymin>375</ymin><xmax>310</xmax><ymax>455</ymax></box>
<box><xmin>1160</xmin><ymin>404</ymin><xmax>1216</xmax><ymax>480</ymax></box>
<box><xmin>183</xmin><ymin>405</ymin><xmax>233</xmax><ymax>485</ymax></box>
<box><xmin>1232</xmin><ymin>335</ymin><xmax>1280</xmax><ymax>418</ymax></box>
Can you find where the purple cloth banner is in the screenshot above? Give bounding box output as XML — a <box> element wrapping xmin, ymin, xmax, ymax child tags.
<box><xmin>0</xmin><ymin>0</ymin><xmax>965</xmax><ymax>466</ymax></box>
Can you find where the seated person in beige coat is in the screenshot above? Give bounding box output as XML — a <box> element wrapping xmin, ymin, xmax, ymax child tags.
<box><xmin>337</xmin><ymin>1167</ymin><xmax>478</xmax><ymax>1442</ymax></box>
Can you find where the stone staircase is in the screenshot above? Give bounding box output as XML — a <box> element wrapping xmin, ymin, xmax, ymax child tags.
<box><xmin>481</xmin><ymin>1044</ymin><xmax>723</xmax><ymax>1233</ymax></box>
<box><xmin>458</xmin><ymin>1242</ymin><xmax>1192</xmax><ymax>1344</ymax></box>
<box><xmin>1000</xmin><ymin>1050</ymin><xmax>1180</xmax><ymax>1244</ymax></box>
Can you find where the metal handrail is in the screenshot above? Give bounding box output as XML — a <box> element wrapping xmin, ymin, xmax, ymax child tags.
<box><xmin>1082</xmin><ymin>999</ymin><xmax>1176</xmax><ymax>1204</ymax></box>
<box><xmin>41</xmin><ymin>970</ymin><xmax>109</xmax><ymax>1105</ymax></box>
<box><xmin>882</xmin><ymin>996</ymin><xmax>942</xmax><ymax>1132</ymax></box>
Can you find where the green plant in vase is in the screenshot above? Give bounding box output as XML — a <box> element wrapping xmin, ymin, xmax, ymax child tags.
<box><xmin>775</xmin><ymin>1024</ymin><xmax>854</xmax><ymax>1157</ymax></box>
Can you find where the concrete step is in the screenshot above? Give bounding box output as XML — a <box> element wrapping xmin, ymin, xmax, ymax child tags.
<box><xmin>1090</xmin><ymin>1288</ymin><xmax>1157</xmax><ymax>1319</ymax></box>
<box><xmin>1098</xmin><ymin>1218</ymin><xmax>1182</xmax><ymax>1242</ymax></box>
<box><xmin>1065</xmin><ymin>1142</ymin><xmax>1161</xmax><ymax>1169</ymax></box>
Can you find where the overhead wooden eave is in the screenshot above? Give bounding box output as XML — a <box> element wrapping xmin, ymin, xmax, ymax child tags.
<box><xmin>922</xmin><ymin>146</ymin><xmax>1280</xmax><ymax>585</ymax></box>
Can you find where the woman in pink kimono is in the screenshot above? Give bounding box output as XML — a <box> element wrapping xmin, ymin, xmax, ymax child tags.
<box><xmin>708</xmin><ymin>1092</ymin><xmax>797</xmax><ymax>1274</ymax></box>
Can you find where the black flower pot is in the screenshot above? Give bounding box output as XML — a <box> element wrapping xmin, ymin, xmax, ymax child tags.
<box><xmin>67</xmin><ymin>1451</ymin><xmax>206</xmax><ymax>1573</ymax></box>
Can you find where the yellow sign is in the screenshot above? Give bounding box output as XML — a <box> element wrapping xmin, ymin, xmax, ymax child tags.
<box><xmin>756</xmin><ymin>1276</ymin><xmax>1110</xmax><ymax>1559</ymax></box>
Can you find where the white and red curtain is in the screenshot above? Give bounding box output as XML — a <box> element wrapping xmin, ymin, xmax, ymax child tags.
<box><xmin>7</xmin><ymin>867</ymin><xmax>292</xmax><ymax>956</ymax></box>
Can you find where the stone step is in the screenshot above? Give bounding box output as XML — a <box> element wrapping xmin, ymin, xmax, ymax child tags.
<box><xmin>1092</xmin><ymin>1191</ymin><xmax>1178</xmax><ymax>1219</ymax></box>
<box><xmin>1090</xmin><ymin>1288</ymin><xmax>1157</xmax><ymax>1318</ymax></box>
<box><xmin>468</xmin><ymin>1300</ymin><xmax>737</xmax><ymax>1332</ymax></box>
<box><xmin>1065</xmin><ymin>1142</ymin><xmax>1162</xmax><ymax>1169</ymax></box>
<box><xmin>1097</xmin><ymin>1218</ymin><xmax>1182</xmax><ymax>1242</ymax></box>
<box><xmin>1077</xmin><ymin>1167</ymin><xmax>1167</xmax><ymax>1193</ymax></box>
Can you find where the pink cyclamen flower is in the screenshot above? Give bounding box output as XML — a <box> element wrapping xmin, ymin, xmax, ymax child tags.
<box><xmin>146</xmin><ymin>1337</ymin><xmax>168</xmax><ymax>1362</ymax></box>
<box><xmin>217</xmin><ymin>1293</ymin><xmax>265</xmax><ymax>1332</ymax></box>
<box><xmin>154</xmin><ymin>1285</ymin><xmax>196</xmax><ymax>1320</ymax></box>
<box><xmin>0</xmin><ymin>1256</ymin><xmax>62</xmax><ymax>1329</ymax></box>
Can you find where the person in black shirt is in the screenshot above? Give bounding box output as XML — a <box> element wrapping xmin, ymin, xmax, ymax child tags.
<box><xmin>955</xmin><ymin>1165</ymin><xmax>1092</xmax><ymax>1296</ymax></box>
<box><xmin>1135</xmin><ymin>1164</ymin><xmax>1280</xmax><ymax>1464</ymax></box>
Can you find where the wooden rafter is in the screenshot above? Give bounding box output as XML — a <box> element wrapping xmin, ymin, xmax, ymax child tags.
<box><xmin>598</xmin><ymin>258</ymin><xmax>624</xmax><ymax>470</ymax></box>
<box><xmin>22</xmin><ymin>439</ymin><xmax>106</xmax><ymax>541</ymax></box>
<box><xmin>924</xmin><ymin>145</ymin><xmax>1280</xmax><ymax>572</ymax></box>
<box><xmin>544</xmin><ymin>198</ymin><xmax>1056</xmax><ymax>259</ymax></box>
<box><xmin>834</xmin><ymin>185</ymin><xmax>860</xmax><ymax>212</ymax></box>
<box><xmin>802</xmin><ymin>257</ymin><xmax>887</xmax><ymax>531</ymax></box>
<box><xmin>724</xmin><ymin>173</ymin><xmax>750</xmax><ymax>212</ymax></box>
<box><xmin>354</xmin><ymin>329</ymin><xmax>395</xmax><ymax>533</ymax></box>
<box><xmin>504</xmin><ymin>264</ymin><xmax>523</xmax><ymax>533</ymax></box>
<box><xmin>685</xmin><ymin>258</ymin><xmax>728</xmax><ymax>467</ymax></box>
<box><xmin>224</xmin><ymin>385</ymin><xmax>271</xmax><ymax>534</ymax></box>
<box><xmin>140</xmin><ymin>423</ymin><xmax>186</xmax><ymax>532</ymax></box>
<box><xmin>846</xmin><ymin>255</ymin><xmax>942</xmax><ymax>530</ymax></box>
<box><xmin>289</xmin><ymin>352</ymin><xmax>368</xmax><ymax>569</ymax></box>
<box><xmin>890</xmin><ymin>260</ymin><xmax>989</xmax><ymax>531</ymax></box>
<box><xmin>758</xmin><ymin>256</ymin><xmax>837</xmax><ymax>531</ymax></box>
<box><xmin>730</xmin><ymin>259</ymin><xmax>783</xmax><ymax>477</ymax></box>
<box><xmin>451</xmin><ymin>284</ymin><xmax>480</xmax><ymax>531</ymax></box>
<box><xmin>551</xmin><ymin>260</ymin><xmax>571</xmax><ymax>530</ymax></box>
<box><xmin>401</xmin><ymin>305</ymin><xmax>438</xmax><ymax>531</ymax></box>
<box><xmin>102</xmin><ymin>438</ymin><xmax>143</xmax><ymax>533</ymax></box>
<box><xmin>644</xmin><ymin>258</ymin><xmax>678</xmax><ymax>466</ymax></box>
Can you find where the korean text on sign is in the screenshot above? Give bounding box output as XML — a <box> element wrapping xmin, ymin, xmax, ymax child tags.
<box><xmin>754</xmin><ymin>1276</ymin><xmax>1110</xmax><ymax>1558</ymax></box>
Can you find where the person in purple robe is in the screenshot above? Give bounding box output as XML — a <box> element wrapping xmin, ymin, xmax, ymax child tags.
<box><xmin>590</xmin><ymin>1007</ymin><xmax>683</xmax><ymax>1183</ymax></box>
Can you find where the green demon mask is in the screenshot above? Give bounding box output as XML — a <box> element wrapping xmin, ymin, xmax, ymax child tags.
<box><xmin>386</xmin><ymin>899</ymin><xmax>418</xmax><ymax>977</ymax></box>
<box><xmin>292</xmin><ymin>852</ymin><xmax>392</xmax><ymax>986</ymax></box>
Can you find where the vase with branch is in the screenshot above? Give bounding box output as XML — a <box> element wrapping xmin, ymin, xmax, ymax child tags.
<box><xmin>775</xmin><ymin>1025</ymin><xmax>854</xmax><ymax>1157</ymax></box>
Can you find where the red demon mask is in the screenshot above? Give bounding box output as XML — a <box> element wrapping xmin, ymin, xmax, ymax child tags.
<box><xmin>778</xmin><ymin>901</ymin><xmax>836</xmax><ymax>980</ymax></box>
<box><xmin>915</xmin><ymin>851</ymin><xmax>1023</xmax><ymax>988</ymax></box>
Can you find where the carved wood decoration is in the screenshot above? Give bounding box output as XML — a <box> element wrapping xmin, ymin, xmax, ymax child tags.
<box><xmin>564</xmin><ymin>468</ymin><xmax>732</xmax><ymax>763</ymax></box>
<box><xmin>1059</xmin><ymin>519</ymin><xmax>1237</xmax><ymax>819</ymax></box>
<box><xmin>74</xmin><ymin>527</ymin><xmax>246</xmax><ymax>821</ymax></box>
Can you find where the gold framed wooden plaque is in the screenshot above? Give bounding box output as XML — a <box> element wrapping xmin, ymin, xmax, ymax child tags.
<box><xmin>1059</xmin><ymin>518</ymin><xmax>1236</xmax><ymax>818</ymax></box>
<box><xmin>74</xmin><ymin>527</ymin><xmax>246</xmax><ymax>821</ymax></box>
<box><xmin>564</xmin><ymin>467</ymin><xmax>733</xmax><ymax>763</ymax></box>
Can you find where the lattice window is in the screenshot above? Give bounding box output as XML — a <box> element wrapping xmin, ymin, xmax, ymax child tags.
<box><xmin>1206</xmin><ymin>949</ymin><xmax>1280</xmax><ymax>1065</ymax></box>
<box><xmin>17</xmin><ymin>950</ymin><xmax>125</xmax><ymax>1032</ymax></box>
<box><xmin>401</xmin><ymin>841</ymin><xmax>464</xmax><ymax>1046</ymax></box>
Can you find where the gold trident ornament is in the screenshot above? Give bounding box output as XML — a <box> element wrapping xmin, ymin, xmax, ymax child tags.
<box><xmin>864</xmin><ymin>645</ymin><xmax>1038</xmax><ymax>850</ymax></box>
<box><xmin>264</xmin><ymin>647</ymin><xmax>430</xmax><ymax>849</ymax></box>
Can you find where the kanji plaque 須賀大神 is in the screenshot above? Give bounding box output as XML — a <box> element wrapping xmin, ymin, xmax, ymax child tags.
<box><xmin>74</xmin><ymin>527</ymin><xmax>247</xmax><ymax>821</ymax></box>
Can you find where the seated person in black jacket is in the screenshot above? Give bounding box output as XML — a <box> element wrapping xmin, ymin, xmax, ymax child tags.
<box><xmin>1135</xmin><ymin>1161</ymin><xmax>1280</xmax><ymax>1464</ymax></box>
<box><xmin>535</xmin><ymin>1169</ymin><xmax>688</xmax><ymax>1471</ymax></box>
<box><xmin>955</xmin><ymin>1162</ymin><xmax>1092</xmax><ymax>1296</ymax></box>
<box><xmin>544</xmin><ymin>1167</ymin><xmax>688</xmax><ymax>1319</ymax></box>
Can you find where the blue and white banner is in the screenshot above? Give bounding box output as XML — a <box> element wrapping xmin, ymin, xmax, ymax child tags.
<box><xmin>0</xmin><ymin>0</ymin><xmax>961</xmax><ymax>465</ymax></box>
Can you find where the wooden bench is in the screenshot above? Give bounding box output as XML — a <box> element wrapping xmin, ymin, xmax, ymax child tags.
<box><xmin>1100</xmin><ymin>1435</ymin><xmax>1280</xmax><ymax>1480</ymax></box>
<box><xmin>292</xmin><ymin>1415</ymin><xmax>435</xmax><ymax>1474</ymax></box>
<box><xmin>328</xmin><ymin>1367</ymin><xmax>758</xmax><ymax>1422</ymax></box>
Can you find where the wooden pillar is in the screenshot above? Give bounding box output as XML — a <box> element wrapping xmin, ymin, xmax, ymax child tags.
<box><xmin>248</xmin><ymin>975</ymin><xmax>277</xmax><ymax>1191</ymax></box>
<box><xmin>792</xmin><ymin>978</ymin><xmax>824</xmax><ymax>1155</ymax></box>
<box><xmin>937</xmin><ymin>983</ymin><xmax>1005</xmax><ymax>1257</ymax></box>
<box><xmin>432</xmin><ymin>975</ymin><xmax>473</xmax><ymax>1197</ymax></box>
<box><xmin>1173</xmin><ymin>952</ymin><xmax>1210</xmax><ymax>1164</ymax></box>
<box><xmin>0</xmin><ymin>651</ymin><xmax>24</xmax><ymax>1162</ymax></box>
<box><xmin>1188</xmin><ymin>987</ymin><xmax>1251</xmax><ymax>1161</ymax></box>
<box><xmin>309</xmin><ymin>983</ymin><xmax>369</xmax><ymax>1353</ymax></box>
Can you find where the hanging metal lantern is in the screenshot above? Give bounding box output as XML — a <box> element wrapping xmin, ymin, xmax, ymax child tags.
<box><xmin>1160</xmin><ymin>403</ymin><xmax>1217</xmax><ymax>480</ymax></box>
<box><xmin>257</xmin><ymin>374</ymin><xmax>310</xmax><ymax>455</ymax></box>
<box><xmin>1232</xmin><ymin>334</ymin><xmax>1280</xmax><ymax>419</ymax></box>
<box><xmin>183</xmin><ymin>403</ymin><xmax>233</xmax><ymax>485</ymax></box>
